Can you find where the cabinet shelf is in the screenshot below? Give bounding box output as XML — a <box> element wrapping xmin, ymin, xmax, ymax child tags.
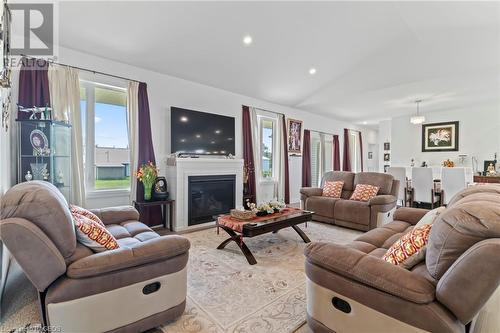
<box><xmin>17</xmin><ymin>119</ymin><xmax>73</xmax><ymax>202</ymax></box>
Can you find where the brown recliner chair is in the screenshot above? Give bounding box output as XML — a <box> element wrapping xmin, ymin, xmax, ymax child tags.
<box><xmin>300</xmin><ymin>171</ymin><xmax>399</xmax><ymax>231</ymax></box>
<box><xmin>0</xmin><ymin>181</ymin><xmax>190</xmax><ymax>333</ymax></box>
<box><xmin>304</xmin><ymin>185</ymin><xmax>500</xmax><ymax>333</ymax></box>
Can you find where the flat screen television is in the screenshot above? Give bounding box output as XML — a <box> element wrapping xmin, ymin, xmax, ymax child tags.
<box><xmin>171</xmin><ymin>107</ymin><xmax>235</xmax><ymax>156</ymax></box>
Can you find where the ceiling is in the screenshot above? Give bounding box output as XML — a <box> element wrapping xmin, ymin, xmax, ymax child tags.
<box><xmin>58</xmin><ymin>1</ymin><xmax>500</xmax><ymax>124</ymax></box>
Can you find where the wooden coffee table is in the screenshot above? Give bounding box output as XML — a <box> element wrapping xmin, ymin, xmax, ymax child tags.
<box><xmin>215</xmin><ymin>209</ymin><xmax>313</xmax><ymax>265</ymax></box>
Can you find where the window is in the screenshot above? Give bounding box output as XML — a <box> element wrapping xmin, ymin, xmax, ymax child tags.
<box><xmin>80</xmin><ymin>80</ymin><xmax>130</xmax><ymax>191</ymax></box>
<box><xmin>260</xmin><ymin>117</ymin><xmax>275</xmax><ymax>179</ymax></box>
<box><xmin>311</xmin><ymin>131</ymin><xmax>334</xmax><ymax>187</ymax></box>
<box><xmin>349</xmin><ymin>131</ymin><xmax>360</xmax><ymax>172</ymax></box>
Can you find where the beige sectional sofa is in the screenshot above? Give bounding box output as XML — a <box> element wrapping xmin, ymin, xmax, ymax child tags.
<box><xmin>300</xmin><ymin>171</ymin><xmax>399</xmax><ymax>231</ymax></box>
<box><xmin>305</xmin><ymin>185</ymin><xmax>500</xmax><ymax>333</ymax></box>
<box><xmin>0</xmin><ymin>181</ymin><xmax>190</xmax><ymax>333</ymax></box>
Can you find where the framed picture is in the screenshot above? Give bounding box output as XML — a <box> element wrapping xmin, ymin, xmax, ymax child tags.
<box><xmin>483</xmin><ymin>160</ymin><xmax>496</xmax><ymax>176</ymax></box>
<box><xmin>422</xmin><ymin>121</ymin><xmax>459</xmax><ymax>152</ymax></box>
<box><xmin>384</xmin><ymin>165</ymin><xmax>390</xmax><ymax>173</ymax></box>
<box><xmin>368</xmin><ymin>152</ymin><xmax>373</xmax><ymax>160</ymax></box>
<box><xmin>287</xmin><ymin>118</ymin><xmax>303</xmax><ymax>155</ymax></box>
<box><xmin>383</xmin><ymin>153</ymin><xmax>390</xmax><ymax>162</ymax></box>
<box><xmin>384</xmin><ymin>142</ymin><xmax>390</xmax><ymax>151</ymax></box>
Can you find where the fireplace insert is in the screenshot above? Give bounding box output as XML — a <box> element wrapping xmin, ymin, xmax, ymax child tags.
<box><xmin>188</xmin><ymin>174</ymin><xmax>236</xmax><ymax>226</ymax></box>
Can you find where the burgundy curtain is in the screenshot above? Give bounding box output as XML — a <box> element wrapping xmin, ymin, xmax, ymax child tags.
<box><xmin>17</xmin><ymin>58</ymin><xmax>51</xmax><ymax>120</ymax></box>
<box><xmin>302</xmin><ymin>129</ymin><xmax>311</xmax><ymax>187</ymax></box>
<box><xmin>136</xmin><ymin>82</ymin><xmax>162</xmax><ymax>225</ymax></box>
<box><xmin>333</xmin><ymin>134</ymin><xmax>340</xmax><ymax>171</ymax></box>
<box><xmin>242</xmin><ymin>105</ymin><xmax>256</xmax><ymax>201</ymax></box>
<box><xmin>281</xmin><ymin>117</ymin><xmax>290</xmax><ymax>204</ymax></box>
<box><xmin>342</xmin><ymin>128</ymin><xmax>351</xmax><ymax>171</ymax></box>
<box><xmin>358</xmin><ymin>131</ymin><xmax>364</xmax><ymax>172</ymax></box>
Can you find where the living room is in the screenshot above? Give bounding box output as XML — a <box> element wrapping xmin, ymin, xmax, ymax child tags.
<box><xmin>0</xmin><ymin>1</ymin><xmax>499</xmax><ymax>333</ymax></box>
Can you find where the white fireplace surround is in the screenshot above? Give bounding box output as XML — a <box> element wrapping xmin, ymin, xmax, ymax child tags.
<box><xmin>166</xmin><ymin>158</ymin><xmax>244</xmax><ymax>231</ymax></box>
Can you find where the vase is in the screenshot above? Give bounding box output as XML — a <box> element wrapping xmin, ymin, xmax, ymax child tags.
<box><xmin>143</xmin><ymin>182</ymin><xmax>153</xmax><ymax>201</ymax></box>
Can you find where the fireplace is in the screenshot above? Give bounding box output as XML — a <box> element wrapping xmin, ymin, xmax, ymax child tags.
<box><xmin>188</xmin><ymin>174</ymin><xmax>236</xmax><ymax>226</ymax></box>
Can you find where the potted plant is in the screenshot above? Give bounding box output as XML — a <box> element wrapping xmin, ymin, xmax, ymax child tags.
<box><xmin>134</xmin><ymin>161</ymin><xmax>159</xmax><ymax>201</ymax></box>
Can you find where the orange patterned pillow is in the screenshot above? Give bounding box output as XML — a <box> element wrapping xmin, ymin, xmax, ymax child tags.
<box><xmin>72</xmin><ymin>213</ymin><xmax>119</xmax><ymax>252</ymax></box>
<box><xmin>322</xmin><ymin>181</ymin><xmax>344</xmax><ymax>198</ymax></box>
<box><xmin>382</xmin><ymin>224</ymin><xmax>432</xmax><ymax>269</ymax></box>
<box><xmin>350</xmin><ymin>184</ymin><xmax>379</xmax><ymax>201</ymax></box>
<box><xmin>70</xmin><ymin>204</ymin><xmax>104</xmax><ymax>226</ymax></box>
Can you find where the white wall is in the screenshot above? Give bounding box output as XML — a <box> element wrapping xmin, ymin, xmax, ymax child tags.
<box><xmin>7</xmin><ymin>46</ymin><xmax>371</xmax><ymax>207</ymax></box>
<box><xmin>390</xmin><ymin>106</ymin><xmax>500</xmax><ymax>172</ymax></box>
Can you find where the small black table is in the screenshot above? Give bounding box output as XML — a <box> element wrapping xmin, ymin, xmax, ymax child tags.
<box><xmin>134</xmin><ymin>200</ymin><xmax>175</xmax><ymax>231</ymax></box>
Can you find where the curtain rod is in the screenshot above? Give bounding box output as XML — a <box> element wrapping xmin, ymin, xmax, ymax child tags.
<box><xmin>20</xmin><ymin>55</ymin><xmax>141</xmax><ymax>84</ymax></box>
<box><xmin>248</xmin><ymin>105</ymin><xmax>285</xmax><ymax>117</ymax></box>
<box><xmin>307</xmin><ymin>129</ymin><xmax>338</xmax><ymax>137</ymax></box>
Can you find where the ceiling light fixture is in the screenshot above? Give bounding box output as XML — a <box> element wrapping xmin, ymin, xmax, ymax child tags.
<box><xmin>410</xmin><ymin>99</ymin><xmax>426</xmax><ymax>125</ymax></box>
<box><xmin>309</xmin><ymin>68</ymin><xmax>317</xmax><ymax>75</ymax></box>
<box><xmin>243</xmin><ymin>35</ymin><xmax>253</xmax><ymax>45</ymax></box>
<box><xmin>363</xmin><ymin>121</ymin><xmax>368</xmax><ymax>125</ymax></box>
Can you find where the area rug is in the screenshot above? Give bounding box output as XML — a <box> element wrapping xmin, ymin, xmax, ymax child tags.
<box><xmin>0</xmin><ymin>222</ymin><xmax>360</xmax><ymax>333</ymax></box>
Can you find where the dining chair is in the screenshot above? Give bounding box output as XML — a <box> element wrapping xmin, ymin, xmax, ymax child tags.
<box><xmin>387</xmin><ymin>167</ymin><xmax>407</xmax><ymax>206</ymax></box>
<box><xmin>411</xmin><ymin>167</ymin><xmax>441</xmax><ymax>208</ymax></box>
<box><xmin>441</xmin><ymin>167</ymin><xmax>467</xmax><ymax>205</ymax></box>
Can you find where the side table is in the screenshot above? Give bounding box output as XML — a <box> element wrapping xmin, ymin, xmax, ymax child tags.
<box><xmin>133</xmin><ymin>200</ymin><xmax>175</xmax><ymax>231</ymax></box>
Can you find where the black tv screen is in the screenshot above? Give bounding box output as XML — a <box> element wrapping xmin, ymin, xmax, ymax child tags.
<box><xmin>171</xmin><ymin>107</ymin><xmax>235</xmax><ymax>156</ymax></box>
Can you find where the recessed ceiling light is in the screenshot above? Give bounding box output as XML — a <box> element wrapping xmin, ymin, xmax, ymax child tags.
<box><xmin>180</xmin><ymin>116</ymin><xmax>188</xmax><ymax>122</ymax></box>
<box><xmin>309</xmin><ymin>68</ymin><xmax>317</xmax><ymax>75</ymax></box>
<box><xmin>243</xmin><ymin>35</ymin><xmax>253</xmax><ymax>45</ymax></box>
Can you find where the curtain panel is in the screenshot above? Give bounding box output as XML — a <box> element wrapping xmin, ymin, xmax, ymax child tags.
<box><xmin>278</xmin><ymin>114</ymin><xmax>290</xmax><ymax>204</ymax></box>
<box><xmin>333</xmin><ymin>134</ymin><xmax>340</xmax><ymax>171</ymax></box>
<box><xmin>18</xmin><ymin>58</ymin><xmax>51</xmax><ymax>120</ymax></box>
<box><xmin>342</xmin><ymin>128</ymin><xmax>351</xmax><ymax>171</ymax></box>
<box><xmin>127</xmin><ymin>81</ymin><xmax>139</xmax><ymax>202</ymax></box>
<box><xmin>47</xmin><ymin>65</ymin><xmax>85</xmax><ymax>206</ymax></box>
<box><xmin>302</xmin><ymin>129</ymin><xmax>311</xmax><ymax>187</ymax></box>
<box><xmin>136</xmin><ymin>82</ymin><xmax>162</xmax><ymax>225</ymax></box>
<box><xmin>242</xmin><ymin>105</ymin><xmax>256</xmax><ymax>202</ymax></box>
<box><xmin>358</xmin><ymin>131</ymin><xmax>364</xmax><ymax>172</ymax></box>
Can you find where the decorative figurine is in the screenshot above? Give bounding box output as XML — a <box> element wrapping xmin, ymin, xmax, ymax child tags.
<box><xmin>153</xmin><ymin>176</ymin><xmax>168</xmax><ymax>200</ymax></box>
<box><xmin>25</xmin><ymin>171</ymin><xmax>32</xmax><ymax>181</ymax></box>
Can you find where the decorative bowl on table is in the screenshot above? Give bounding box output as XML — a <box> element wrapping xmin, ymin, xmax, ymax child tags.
<box><xmin>230</xmin><ymin>209</ymin><xmax>256</xmax><ymax>220</ymax></box>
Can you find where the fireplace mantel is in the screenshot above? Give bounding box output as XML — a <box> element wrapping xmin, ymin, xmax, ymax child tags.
<box><xmin>166</xmin><ymin>158</ymin><xmax>244</xmax><ymax>231</ymax></box>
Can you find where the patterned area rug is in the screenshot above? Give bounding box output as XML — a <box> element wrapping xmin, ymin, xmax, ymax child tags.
<box><xmin>161</xmin><ymin>222</ymin><xmax>360</xmax><ymax>332</ymax></box>
<box><xmin>0</xmin><ymin>222</ymin><xmax>360</xmax><ymax>333</ymax></box>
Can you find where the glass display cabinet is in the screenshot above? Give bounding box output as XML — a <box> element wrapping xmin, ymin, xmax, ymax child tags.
<box><xmin>17</xmin><ymin>119</ymin><xmax>72</xmax><ymax>202</ymax></box>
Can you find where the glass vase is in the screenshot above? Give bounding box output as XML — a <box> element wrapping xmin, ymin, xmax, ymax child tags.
<box><xmin>143</xmin><ymin>182</ymin><xmax>153</xmax><ymax>201</ymax></box>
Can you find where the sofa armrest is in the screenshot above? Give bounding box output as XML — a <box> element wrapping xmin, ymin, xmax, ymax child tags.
<box><xmin>368</xmin><ymin>195</ymin><xmax>396</xmax><ymax>206</ymax></box>
<box><xmin>393</xmin><ymin>207</ymin><xmax>429</xmax><ymax>225</ymax></box>
<box><xmin>90</xmin><ymin>205</ymin><xmax>140</xmax><ymax>225</ymax></box>
<box><xmin>304</xmin><ymin>242</ymin><xmax>435</xmax><ymax>304</ymax></box>
<box><xmin>67</xmin><ymin>235</ymin><xmax>190</xmax><ymax>278</ymax></box>
<box><xmin>300</xmin><ymin>187</ymin><xmax>323</xmax><ymax>200</ymax></box>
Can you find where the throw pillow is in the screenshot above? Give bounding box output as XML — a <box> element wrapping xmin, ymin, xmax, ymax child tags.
<box><xmin>322</xmin><ymin>181</ymin><xmax>344</xmax><ymax>198</ymax></box>
<box><xmin>350</xmin><ymin>184</ymin><xmax>379</xmax><ymax>202</ymax></box>
<box><xmin>72</xmin><ymin>213</ymin><xmax>119</xmax><ymax>252</ymax></box>
<box><xmin>415</xmin><ymin>206</ymin><xmax>446</xmax><ymax>228</ymax></box>
<box><xmin>70</xmin><ymin>204</ymin><xmax>104</xmax><ymax>226</ymax></box>
<box><xmin>382</xmin><ymin>224</ymin><xmax>433</xmax><ymax>269</ymax></box>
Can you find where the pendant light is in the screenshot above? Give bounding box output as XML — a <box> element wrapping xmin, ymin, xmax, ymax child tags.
<box><xmin>410</xmin><ymin>99</ymin><xmax>425</xmax><ymax>124</ymax></box>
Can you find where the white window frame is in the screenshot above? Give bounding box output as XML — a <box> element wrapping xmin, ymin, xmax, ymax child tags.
<box><xmin>79</xmin><ymin>77</ymin><xmax>129</xmax><ymax>197</ymax></box>
<box><xmin>256</xmin><ymin>110</ymin><xmax>279</xmax><ymax>183</ymax></box>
